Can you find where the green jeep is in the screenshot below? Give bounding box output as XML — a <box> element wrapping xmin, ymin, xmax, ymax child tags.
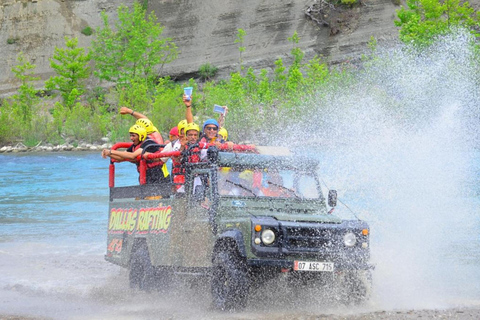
<box><xmin>105</xmin><ymin>146</ymin><xmax>372</xmax><ymax>311</ymax></box>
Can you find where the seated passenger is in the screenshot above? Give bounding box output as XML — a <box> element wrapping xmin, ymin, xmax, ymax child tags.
<box><xmin>182</xmin><ymin>94</ymin><xmax>233</xmax><ymax>149</ymax></box>
<box><xmin>260</xmin><ymin>172</ymin><xmax>294</xmax><ymax>198</ymax></box>
<box><xmin>101</xmin><ymin>125</ymin><xmax>167</xmax><ymax>184</ymax></box>
<box><xmin>165</xmin><ymin>126</ymin><xmax>179</xmax><ymax>144</ymax></box>
<box><xmin>161</xmin><ymin>126</ymin><xmax>181</xmax><ymax>160</ymax></box>
<box><xmin>218</xmin><ymin>127</ymin><xmax>228</xmax><ymax>142</ymax></box>
<box><xmin>177</xmin><ymin>119</ymin><xmax>188</xmax><ymax>139</ymax></box>
<box><xmin>180</xmin><ymin>122</ymin><xmax>200</xmax><ymax>149</ymax></box>
<box><xmin>172</xmin><ymin>122</ymin><xmax>201</xmax><ymax>192</ymax></box>
<box><xmin>200</xmin><ymin>119</ymin><xmax>223</xmax><ymax>144</ymax></box>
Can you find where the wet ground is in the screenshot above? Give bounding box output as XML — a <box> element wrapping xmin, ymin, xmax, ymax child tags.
<box><xmin>1</xmin><ymin>267</ymin><xmax>479</xmax><ymax>320</ymax></box>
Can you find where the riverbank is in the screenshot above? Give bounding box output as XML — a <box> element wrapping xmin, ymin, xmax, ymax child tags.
<box><xmin>0</xmin><ymin>142</ymin><xmax>113</xmax><ymax>153</ymax></box>
<box><xmin>2</xmin><ymin>306</ymin><xmax>480</xmax><ymax>320</ymax></box>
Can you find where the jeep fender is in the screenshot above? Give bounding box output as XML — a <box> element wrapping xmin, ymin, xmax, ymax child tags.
<box><xmin>214</xmin><ymin>229</ymin><xmax>247</xmax><ymax>258</ymax></box>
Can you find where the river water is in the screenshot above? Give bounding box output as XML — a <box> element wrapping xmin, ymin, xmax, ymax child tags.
<box><xmin>2</xmin><ymin>33</ymin><xmax>480</xmax><ymax>319</ymax></box>
<box><xmin>0</xmin><ymin>148</ymin><xmax>479</xmax><ymax>319</ymax></box>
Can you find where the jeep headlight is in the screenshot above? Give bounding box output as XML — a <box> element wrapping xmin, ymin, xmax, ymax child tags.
<box><xmin>261</xmin><ymin>229</ymin><xmax>276</xmax><ymax>245</ymax></box>
<box><xmin>344</xmin><ymin>232</ymin><xmax>357</xmax><ymax>247</ymax></box>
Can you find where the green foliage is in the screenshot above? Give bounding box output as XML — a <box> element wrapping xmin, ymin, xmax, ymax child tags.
<box><xmin>0</xmin><ymin>30</ymin><xmax>336</xmax><ymax>146</ymax></box>
<box><xmin>45</xmin><ymin>37</ymin><xmax>91</xmax><ymax>109</ymax></box>
<box><xmin>0</xmin><ymin>100</ymin><xmax>16</xmax><ymax>143</ymax></box>
<box><xmin>62</xmin><ymin>103</ymin><xmax>108</xmax><ymax>143</ymax></box>
<box><xmin>395</xmin><ymin>0</ymin><xmax>480</xmax><ymax>46</ymax></box>
<box><xmin>198</xmin><ymin>63</ymin><xmax>218</xmax><ymax>81</ymax></box>
<box><xmin>341</xmin><ymin>0</ymin><xmax>357</xmax><ymax>5</ymax></box>
<box><xmin>81</xmin><ymin>26</ymin><xmax>94</xmax><ymax>36</ymax></box>
<box><xmin>8</xmin><ymin>52</ymin><xmax>40</xmax><ymax>134</ymax></box>
<box><xmin>151</xmin><ymin>77</ymin><xmax>186</xmax><ymax>132</ymax></box>
<box><xmin>28</xmin><ymin>103</ymin><xmax>64</xmax><ymax>146</ymax></box>
<box><xmin>118</xmin><ymin>78</ymin><xmax>151</xmax><ymax>111</ymax></box>
<box><xmin>7</xmin><ymin>37</ymin><xmax>19</xmax><ymax>45</ymax></box>
<box><xmin>235</xmin><ymin>29</ymin><xmax>247</xmax><ymax>71</ymax></box>
<box><xmin>91</xmin><ymin>1</ymin><xmax>178</xmax><ymax>89</ymax></box>
<box><xmin>367</xmin><ymin>36</ymin><xmax>377</xmax><ymax>52</ymax></box>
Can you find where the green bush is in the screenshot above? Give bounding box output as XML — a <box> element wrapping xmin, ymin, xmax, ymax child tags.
<box><xmin>7</xmin><ymin>38</ymin><xmax>19</xmax><ymax>45</ymax></box>
<box><xmin>81</xmin><ymin>26</ymin><xmax>94</xmax><ymax>36</ymax></box>
<box><xmin>198</xmin><ymin>63</ymin><xmax>218</xmax><ymax>81</ymax></box>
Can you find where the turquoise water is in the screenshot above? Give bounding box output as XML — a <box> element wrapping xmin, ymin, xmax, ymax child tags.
<box><xmin>0</xmin><ymin>152</ymin><xmax>135</xmax><ymax>242</ymax></box>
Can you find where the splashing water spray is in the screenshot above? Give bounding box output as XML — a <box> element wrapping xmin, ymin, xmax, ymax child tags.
<box><xmin>282</xmin><ymin>31</ymin><xmax>480</xmax><ymax>311</ymax></box>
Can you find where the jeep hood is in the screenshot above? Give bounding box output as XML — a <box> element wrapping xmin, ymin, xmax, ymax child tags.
<box><xmin>266</xmin><ymin>212</ymin><xmax>342</xmax><ymax>223</ymax></box>
<box><xmin>219</xmin><ymin>198</ymin><xmax>343</xmax><ymax>223</ymax></box>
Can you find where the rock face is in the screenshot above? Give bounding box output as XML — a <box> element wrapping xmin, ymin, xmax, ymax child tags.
<box><xmin>148</xmin><ymin>0</ymin><xmax>402</xmax><ymax>79</ymax></box>
<box><xmin>0</xmin><ymin>0</ymin><xmax>465</xmax><ymax>95</ymax></box>
<box><xmin>0</xmin><ymin>0</ymin><xmax>136</xmax><ymax>95</ymax></box>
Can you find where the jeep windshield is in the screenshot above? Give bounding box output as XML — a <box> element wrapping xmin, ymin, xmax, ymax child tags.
<box><xmin>217</xmin><ymin>167</ymin><xmax>320</xmax><ymax>199</ymax></box>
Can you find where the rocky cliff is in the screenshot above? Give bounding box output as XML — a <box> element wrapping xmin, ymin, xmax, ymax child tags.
<box><xmin>0</xmin><ymin>0</ymin><xmax>411</xmax><ymax>95</ymax></box>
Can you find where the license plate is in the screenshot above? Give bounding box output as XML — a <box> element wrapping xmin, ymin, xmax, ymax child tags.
<box><xmin>294</xmin><ymin>260</ymin><xmax>334</xmax><ymax>272</ymax></box>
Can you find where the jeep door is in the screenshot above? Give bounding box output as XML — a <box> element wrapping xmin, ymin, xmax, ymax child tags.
<box><xmin>182</xmin><ymin>169</ymin><xmax>216</xmax><ymax>267</ymax></box>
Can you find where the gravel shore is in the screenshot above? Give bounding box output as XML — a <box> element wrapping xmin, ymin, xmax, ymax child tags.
<box><xmin>2</xmin><ymin>307</ymin><xmax>480</xmax><ymax>320</ymax></box>
<box><xmin>0</xmin><ymin>142</ymin><xmax>111</xmax><ymax>153</ymax></box>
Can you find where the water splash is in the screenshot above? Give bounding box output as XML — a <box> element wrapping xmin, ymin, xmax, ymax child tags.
<box><xmin>295</xmin><ymin>31</ymin><xmax>480</xmax><ymax>310</ymax></box>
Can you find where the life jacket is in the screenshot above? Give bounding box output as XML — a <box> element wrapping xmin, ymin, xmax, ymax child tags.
<box><xmin>171</xmin><ymin>143</ymin><xmax>203</xmax><ymax>189</ymax></box>
<box><xmin>129</xmin><ymin>139</ymin><xmax>163</xmax><ymax>171</ymax></box>
<box><xmin>172</xmin><ymin>157</ymin><xmax>185</xmax><ymax>187</ymax></box>
<box><xmin>199</xmin><ymin>134</ymin><xmax>225</xmax><ymax>145</ymax></box>
<box><xmin>148</xmin><ymin>131</ymin><xmax>164</xmax><ymax>145</ymax></box>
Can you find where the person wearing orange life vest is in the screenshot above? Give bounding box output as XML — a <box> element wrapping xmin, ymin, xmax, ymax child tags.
<box><xmin>101</xmin><ymin>125</ymin><xmax>166</xmax><ymax>184</ymax></box>
<box><xmin>119</xmin><ymin>106</ymin><xmax>164</xmax><ymax>145</ymax></box>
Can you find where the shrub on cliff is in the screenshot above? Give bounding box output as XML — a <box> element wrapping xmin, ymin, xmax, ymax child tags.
<box><xmin>395</xmin><ymin>0</ymin><xmax>480</xmax><ymax>47</ymax></box>
<box><xmin>91</xmin><ymin>1</ymin><xmax>178</xmax><ymax>90</ymax></box>
<box><xmin>45</xmin><ymin>37</ymin><xmax>91</xmax><ymax>110</ymax></box>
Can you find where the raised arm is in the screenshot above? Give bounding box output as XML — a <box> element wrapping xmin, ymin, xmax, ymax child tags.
<box><xmin>183</xmin><ymin>94</ymin><xmax>194</xmax><ymax>124</ymax></box>
<box><xmin>120</xmin><ymin>107</ymin><xmax>148</xmax><ymax>120</ymax></box>
<box><xmin>218</xmin><ymin>106</ymin><xmax>228</xmax><ymax>128</ymax></box>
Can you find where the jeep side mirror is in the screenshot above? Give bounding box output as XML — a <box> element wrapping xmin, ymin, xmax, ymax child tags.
<box><xmin>328</xmin><ymin>190</ymin><xmax>337</xmax><ymax>207</ymax></box>
<box><xmin>194</xmin><ymin>185</ymin><xmax>206</xmax><ymax>201</ymax></box>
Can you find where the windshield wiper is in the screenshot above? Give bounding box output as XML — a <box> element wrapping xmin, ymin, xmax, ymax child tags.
<box><xmin>267</xmin><ymin>181</ymin><xmax>300</xmax><ymax>198</ymax></box>
<box><xmin>225</xmin><ymin>179</ymin><xmax>258</xmax><ymax>197</ymax></box>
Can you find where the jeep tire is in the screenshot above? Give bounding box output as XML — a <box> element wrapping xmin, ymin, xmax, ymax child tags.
<box><xmin>129</xmin><ymin>242</ymin><xmax>155</xmax><ymax>291</ymax></box>
<box><xmin>337</xmin><ymin>270</ymin><xmax>372</xmax><ymax>305</ymax></box>
<box><xmin>211</xmin><ymin>249</ymin><xmax>249</xmax><ymax>311</ymax></box>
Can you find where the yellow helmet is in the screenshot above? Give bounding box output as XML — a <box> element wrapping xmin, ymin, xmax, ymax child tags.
<box><xmin>135</xmin><ymin>118</ymin><xmax>157</xmax><ymax>134</ymax></box>
<box><xmin>129</xmin><ymin>124</ymin><xmax>147</xmax><ymax>142</ymax></box>
<box><xmin>184</xmin><ymin>122</ymin><xmax>200</xmax><ymax>134</ymax></box>
<box><xmin>177</xmin><ymin>119</ymin><xmax>188</xmax><ymax>135</ymax></box>
<box><xmin>218</xmin><ymin>127</ymin><xmax>228</xmax><ymax>141</ymax></box>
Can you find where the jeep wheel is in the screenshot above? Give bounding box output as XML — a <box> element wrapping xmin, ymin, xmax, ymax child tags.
<box><xmin>211</xmin><ymin>250</ymin><xmax>249</xmax><ymax>311</ymax></box>
<box><xmin>337</xmin><ymin>270</ymin><xmax>372</xmax><ymax>305</ymax></box>
<box><xmin>129</xmin><ymin>242</ymin><xmax>155</xmax><ymax>291</ymax></box>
